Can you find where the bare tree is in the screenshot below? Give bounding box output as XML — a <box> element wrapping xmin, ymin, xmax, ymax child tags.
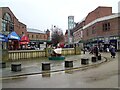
<box><xmin>51</xmin><ymin>26</ymin><xmax>64</xmax><ymax>46</ymax></box>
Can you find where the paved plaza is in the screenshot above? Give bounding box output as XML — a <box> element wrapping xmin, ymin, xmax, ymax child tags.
<box><xmin>0</xmin><ymin>52</ymin><xmax>119</xmax><ymax>88</ymax></box>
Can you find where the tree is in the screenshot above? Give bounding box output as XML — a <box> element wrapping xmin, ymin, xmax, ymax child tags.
<box><xmin>51</xmin><ymin>26</ymin><xmax>64</xmax><ymax>46</ymax></box>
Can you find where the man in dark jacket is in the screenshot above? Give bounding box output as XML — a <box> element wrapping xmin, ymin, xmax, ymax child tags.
<box><xmin>94</xmin><ymin>45</ymin><xmax>99</xmax><ymax>57</ymax></box>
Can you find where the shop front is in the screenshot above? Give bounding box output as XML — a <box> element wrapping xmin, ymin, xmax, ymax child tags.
<box><xmin>7</xmin><ymin>31</ymin><xmax>20</xmax><ymax>50</ymax></box>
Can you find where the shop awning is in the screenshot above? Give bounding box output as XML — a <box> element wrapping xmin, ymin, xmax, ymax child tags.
<box><xmin>7</xmin><ymin>31</ymin><xmax>20</xmax><ymax>40</ymax></box>
<box><xmin>0</xmin><ymin>33</ymin><xmax>8</xmax><ymax>42</ymax></box>
<box><xmin>20</xmin><ymin>35</ymin><xmax>29</xmax><ymax>42</ymax></box>
<box><xmin>20</xmin><ymin>35</ymin><xmax>30</xmax><ymax>45</ymax></box>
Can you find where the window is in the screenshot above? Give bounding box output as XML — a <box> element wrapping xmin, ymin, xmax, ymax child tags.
<box><xmin>86</xmin><ymin>29</ymin><xmax>89</xmax><ymax>36</ymax></box>
<box><xmin>2</xmin><ymin>21</ymin><xmax>6</xmax><ymax>31</ymax></box>
<box><xmin>27</xmin><ymin>34</ymin><xmax>29</xmax><ymax>38</ymax></box>
<box><xmin>4</xmin><ymin>13</ymin><xmax>11</xmax><ymax>21</ymax></box>
<box><xmin>103</xmin><ymin>22</ymin><xmax>110</xmax><ymax>31</ymax></box>
<box><xmin>3</xmin><ymin>13</ymin><xmax>13</xmax><ymax>32</ymax></box>
<box><xmin>32</xmin><ymin>35</ymin><xmax>34</xmax><ymax>38</ymax></box>
<box><xmin>22</xmin><ymin>32</ymin><xmax>24</xmax><ymax>34</ymax></box>
<box><xmin>9</xmin><ymin>23</ymin><xmax>14</xmax><ymax>31</ymax></box>
<box><xmin>92</xmin><ymin>26</ymin><xmax>96</xmax><ymax>34</ymax></box>
<box><xmin>36</xmin><ymin>35</ymin><xmax>38</xmax><ymax>38</ymax></box>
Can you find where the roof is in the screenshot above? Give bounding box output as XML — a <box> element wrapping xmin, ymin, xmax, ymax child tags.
<box><xmin>27</xmin><ymin>28</ymin><xmax>46</xmax><ymax>34</ymax></box>
<box><xmin>83</xmin><ymin>13</ymin><xmax>119</xmax><ymax>30</ymax></box>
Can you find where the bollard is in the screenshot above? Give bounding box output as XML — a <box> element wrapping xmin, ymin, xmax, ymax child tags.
<box><xmin>65</xmin><ymin>61</ymin><xmax>73</xmax><ymax>68</ymax></box>
<box><xmin>81</xmin><ymin>58</ymin><xmax>89</xmax><ymax>65</ymax></box>
<box><xmin>42</xmin><ymin>62</ymin><xmax>50</xmax><ymax>71</ymax></box>
<box><xmin>11</xmin><ymin>63</ymin><xmax>21</xmax><ymax>72</ymax></box>
<box><xmin>0</xmin><ymin>62</ymin><xmax>6</xmax><ymax>68</ymax></box>
<box><xmin>91</xmin><ymin>56</ymin><xmax>97</xmax><ymax>62</ymax></box>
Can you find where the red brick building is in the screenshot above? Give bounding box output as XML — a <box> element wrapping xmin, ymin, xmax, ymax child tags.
<box><xmin>0</xmin><ymin>7</ymin><xmax>27</xmax><ymax>36</ymax></box>
<box><xmin>0</xmin><ymin>7</ymin><xmax>27</xmax><ymax>50</ymax></box>
<box><xmin>72</xmin><ymin>6</ymin><xmax>120</xmax><ymax>50</ymax></box>
<box><xmin>27</xmin><ymin>28</ymin><xmax>50</xmax><ymax>49</ymax></box>
<box><xmin>0</xmin><ymin>7</ymin><xmax>50</xmax><ymax>50</ymax></box>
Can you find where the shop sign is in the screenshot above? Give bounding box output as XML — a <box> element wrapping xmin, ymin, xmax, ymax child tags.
<box><xmin>104</xmin><ymin>37</ymin><xmax>109</xmax><ymax>44</ymax></box>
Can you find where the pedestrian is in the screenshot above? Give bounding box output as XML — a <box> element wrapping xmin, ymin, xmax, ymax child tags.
<box><xmin>83</xmin><ymin>47</ymin><xmax>86</xmax><ymax>54</ymax></box>
<box><xmin>106</xmin><ymin>47</ymin><xmax>109</xmax><ymax>52</ymax></box>
<box><xmin>109</xmin><ymin>45</ymin><xmax>116</xmax><ymax>58</ymax></box>
<box><xmin>93</xmin><ymin>45</ymin><xmax>99</xmax><ymax>57</ymax></box>
<box><xmin>89</xmin><ymin>46</ymin><xmax>94</xmax><ymax>54</ymax></box>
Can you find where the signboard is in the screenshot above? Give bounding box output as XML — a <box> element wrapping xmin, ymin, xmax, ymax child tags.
<box><xmin>104</xmin><ymin>37</ymin><xmax>109</xmax><ymax>44</ymax></box>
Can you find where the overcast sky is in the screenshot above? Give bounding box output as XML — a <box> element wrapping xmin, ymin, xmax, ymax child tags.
<box><xmin>0</xmin><ymin>0</ymin><xmax>120</xmax><ymax>33</ymax></box>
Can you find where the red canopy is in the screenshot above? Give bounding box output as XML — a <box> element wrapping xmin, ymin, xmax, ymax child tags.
<box><xmin>20</xmin><ymin>35</ymin><xmax>30</xmax><ymax>45</ymax></box>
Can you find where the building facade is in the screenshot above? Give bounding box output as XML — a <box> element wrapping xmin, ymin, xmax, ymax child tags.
<box><xmin>0</xmin><ymin>7</ymin><xmax>27</xmax><ymax>50</ymax></box>
<box><xmin>27</xmin><ymin>28</ymin><xmax>50</xmax><ymax>49</ymax></box>
<box><xmin>72</xmin><ymin>6</ymin><xmax>120</xmax><ymax>50</ymax></box>
<box><xmin>0</xmin><ymin>7</ymin><xmax>51</xmax><ymax>50</ymax></box>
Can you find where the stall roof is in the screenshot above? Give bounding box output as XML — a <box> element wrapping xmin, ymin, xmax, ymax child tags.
<box><xmin>7</xmin><ymin>31</ymin><xmax>20</xmax><ymax>40</ymax></box>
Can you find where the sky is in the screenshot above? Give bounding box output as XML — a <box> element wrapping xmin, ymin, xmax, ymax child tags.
<box><xmin>0</xmin><ymin>0</ymin><xmax>120</xmax><ymax>34</ymax></box>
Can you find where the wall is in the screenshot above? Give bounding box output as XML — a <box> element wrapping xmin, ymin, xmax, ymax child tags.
<box><xmin>8</xmin><ymin>47</ymin><xmax>81</xmax><ymax>61</ymax></box>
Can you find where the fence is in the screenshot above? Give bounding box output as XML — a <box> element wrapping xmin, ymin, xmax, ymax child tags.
<box><xmin>5</xmin><ymin>47</ymin><xmax>81</xmax><ymax>61</ymax></box>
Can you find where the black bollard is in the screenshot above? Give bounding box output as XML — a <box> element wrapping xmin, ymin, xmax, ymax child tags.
<box><xmin>81</xmin><ymin>58</ymin><xmax>89</xmax><ymax>65</ymax></box>
<box><xmin>42</xmin><ymin>62</ymin><xmax>50</xmax><ymax>71</ymax></box>
<box><xmin>91</xmin><ymin>56</ymin><xmax>97</xmax><ymax>62</ymax></box>
<box><xmin>0</xmin><ymin>62</ymin><xmax>6</xmax><ymax>68</ymax></box>
<box><xmin>11</xmin><ymin>63</ymin><xmax>21</xmax><ymax>72</ymax></box>
<box><xmin>65</xmin><ymin>61</ymin><xmax>73</xmax><ymax>68</ymax></box>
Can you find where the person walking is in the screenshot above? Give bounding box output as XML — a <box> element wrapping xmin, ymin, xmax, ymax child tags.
<box><xmin>93</xmin><ymin>45</ymin><xmax>99</xmax><ymax>57</ymax></box>
<box><xmin>109</xmin><ymin>45</ymin><xmax>116</xmax><ymax>58</ymax></box>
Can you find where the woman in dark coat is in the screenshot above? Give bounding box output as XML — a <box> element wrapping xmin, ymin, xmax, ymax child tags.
<box><xmin>110</xmin><ymin>46</ymin><xmax>116</xmax><ymax>58</ymax></box>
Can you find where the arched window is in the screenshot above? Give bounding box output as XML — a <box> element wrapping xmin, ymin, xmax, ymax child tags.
<box><xmin>3</xmin><ymin>13</ymin><xmax>11</xmax><ymax>21</ymax></box>
<box><xmin>2</xmin><ymin>13</ymin><xmax>13</xmax><ymax>32</ymax></box>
